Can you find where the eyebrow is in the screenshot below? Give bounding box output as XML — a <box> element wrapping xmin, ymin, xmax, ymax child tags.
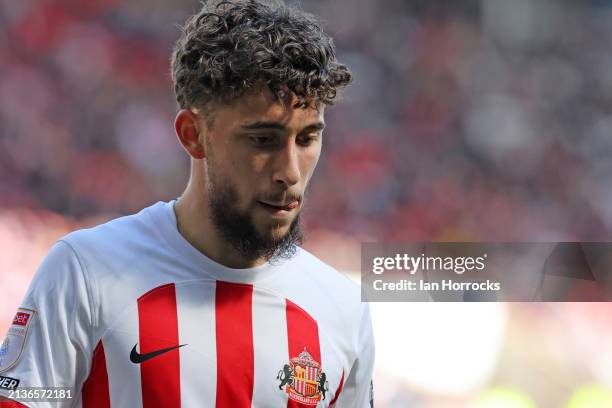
<box><xmin>240</xmin><ymin>121</ymin><xmax>326</xmax><ymax>133</ymax></box>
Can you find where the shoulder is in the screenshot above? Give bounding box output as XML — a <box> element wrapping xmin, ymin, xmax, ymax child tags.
<box><xmin>292</xmin><ymin>247</ymin><xmax>361</xmax><ymax>298</ymax></box>
<box><xmin>286</xmin><ymin>247</ymin><xmax>365</xmax><ymax>320</ymax></box>
<box><xmin>50</xmin><ymin>201</ymin><xmax>174</xmax><ymax>296</ymax></box>
<box><xmin>42</xmin><ymin>202</ymin><xmax>176</xmax><ymax>335</ymax></box>
<box><xmin>61</xmin><ymin>201</ymin><xmax>166</xmax><ymax>253</ymax></box>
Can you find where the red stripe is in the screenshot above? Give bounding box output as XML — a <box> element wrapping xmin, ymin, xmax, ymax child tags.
<box><xmin>82</xmin><ymin>341</ymin><xmax>110</xmax><ymax>408</ymax></box>
<box><xmin>285</xmin><ymin>299</ymin><xmax>321</xmax><ymax>408</ymax></box>
<box><xmin>0</xmin><ymin>397</ymin><xmax>29</xmax><ymax>407</ymax></box>
<box><xmin>215</xmin><ymin>281</ymin><xmax>254</xmax><ymax>407</ymax></box>
<box><xmin>329</xmin><ymin>370</ymin><xmax>345</xmax><ymax>407</ymax></box>
<box><xmin>138</xmin><ymin>283</ymin><xmax>181</xmax><ymax>408</ymax></box>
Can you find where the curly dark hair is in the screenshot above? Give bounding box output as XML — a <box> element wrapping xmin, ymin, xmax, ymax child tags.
<box><xmin>171</xmin><ymin>0</ymin><xmax>352</xmax><ymax>119</ymax></box>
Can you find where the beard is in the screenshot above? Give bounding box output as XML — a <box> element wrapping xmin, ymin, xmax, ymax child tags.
<box><xmin>207</xmin><ymin>176</ymin><xmax>304</xmax><ymax>265</ymax></box>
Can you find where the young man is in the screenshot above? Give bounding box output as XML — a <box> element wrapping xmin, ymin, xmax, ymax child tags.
<box><xmin>0</xmin><ymin>0</ymin><xmax>374</xmax><ymax>407</ymax></box>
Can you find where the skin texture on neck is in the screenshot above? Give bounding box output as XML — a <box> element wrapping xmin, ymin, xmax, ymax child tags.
<box><xmin>173</xmin><ymin>89</ymin><xmax>325</xmax><ymax>269</ymax></box>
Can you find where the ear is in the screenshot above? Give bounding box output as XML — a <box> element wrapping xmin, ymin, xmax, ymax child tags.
<box><xmin>175</xmin><ymin>109</ymin><xmax>206</xmax><ymax>159</ymax></box>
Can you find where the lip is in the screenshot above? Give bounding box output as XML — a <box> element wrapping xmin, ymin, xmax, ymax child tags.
<box><xmin>258</xmin><ymin>200</ymin><xmax>300</xmax><ymax>215</ymax></box>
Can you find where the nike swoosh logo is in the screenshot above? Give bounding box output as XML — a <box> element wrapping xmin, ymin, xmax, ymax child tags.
<box><xmin>130</xmin><ymin>343</ymin><xmax>186</xmax><ymax>364</ymax></box>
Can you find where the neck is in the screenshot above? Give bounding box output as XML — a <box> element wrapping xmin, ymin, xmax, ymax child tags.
<box><xmin>174</xmin><ymin>168</ymin><xmax>268</xmax><ymax>269</ymax></box>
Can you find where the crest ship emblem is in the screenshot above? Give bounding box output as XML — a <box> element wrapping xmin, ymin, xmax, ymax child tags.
<box><xmin>277</xmin><ymin>348</ymin><xmax>328</xmax><ymax>405</ymax></box>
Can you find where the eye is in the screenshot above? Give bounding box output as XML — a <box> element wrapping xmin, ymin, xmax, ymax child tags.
<box><xmin>249</xmin><ymin>134</ymin><xmax>277</xmax><ymax>147</ymax></box>
<box><xmin>296</xmin><ymin>134</ymin><xmax>320</xmax><ymax>147</ymax></box>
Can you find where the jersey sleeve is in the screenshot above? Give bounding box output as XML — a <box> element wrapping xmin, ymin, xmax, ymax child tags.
<box><xmin>334</xmin><ymin>302</ymin><xmax>375</xmax><ymax>407</ymax></box>
<box><xmin>0</xmin><ymin>240</ymin><xmax>96</xmax><ymax>408</ymax></box>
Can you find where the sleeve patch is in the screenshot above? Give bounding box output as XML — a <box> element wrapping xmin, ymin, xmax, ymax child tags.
<box><xmin>0</xmin><ymin>309</ymin><xmax>36</xmax><ymax>373</ymax></box>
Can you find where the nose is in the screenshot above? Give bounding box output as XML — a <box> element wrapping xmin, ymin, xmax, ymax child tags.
<box><xmin>272</xmin><ymin>140</ymin><xmax>300</xmax><ymax>188</ymax></box>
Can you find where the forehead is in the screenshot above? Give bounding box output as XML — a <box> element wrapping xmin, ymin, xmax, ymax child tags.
<box><xmin>209</xmin><ymin>89</ymin><xmax>325</xmax><ymax>132</ymax></box>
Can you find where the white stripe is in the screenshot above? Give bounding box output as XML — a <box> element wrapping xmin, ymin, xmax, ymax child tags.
<box><xmin>176</xmin><ymin>280</ymin><xmax>217</xmax><ymax>407</ymax></box>
<box><xmin>319</xmin><ymin>327</ymin><xmax>347</xmax><ymax>404</ymax></box>
<box><xmin>251</xmin><ymin>287</ymin><xmax>289</xmax><ymax>407</ymax></box>
<box><xmin>103</xmin><ymin>302</ymin><xmax>144</xmax><ymax>407</ymax></box>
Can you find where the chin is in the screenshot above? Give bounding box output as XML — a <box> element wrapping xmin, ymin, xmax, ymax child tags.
<box><xmin>253</xmin><ymin>210</ymin><xmax>301</xmax><ymax>243</ymax></box>
<box><xmin>264</xmin><ymin>224</ymin><xmax>291</xmax><ymax>241</ymax></box>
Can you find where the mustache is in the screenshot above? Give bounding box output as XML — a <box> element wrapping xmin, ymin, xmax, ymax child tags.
<box><xmin>257</xmin><ymin>191</ymin><xmax>303</xmax><ymax>204</ymax></box>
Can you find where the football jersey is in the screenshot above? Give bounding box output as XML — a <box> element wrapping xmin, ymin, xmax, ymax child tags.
<box><xmin>0</xmin><ymin>201</ymin><xmax>375</xmax><ymax>408</ymax></box>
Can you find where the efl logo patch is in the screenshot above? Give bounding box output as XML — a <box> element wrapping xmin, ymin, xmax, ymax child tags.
<box><xmin>0</xmin><ymin>308</ymin><xmax>35</xmax><ymax>373</ymax></box>
<box><xmin>0</xmin><ymin>376</ymin><xmax>20</xmax><ymax>390</ymax></box>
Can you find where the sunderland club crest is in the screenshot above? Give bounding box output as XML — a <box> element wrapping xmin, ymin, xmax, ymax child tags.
<box><xmin>277</xmin><ymin>348</ymin><xmax>328</xmax><ymax>405</ymax></box>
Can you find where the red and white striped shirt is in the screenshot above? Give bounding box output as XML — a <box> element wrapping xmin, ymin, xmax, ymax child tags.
<box><xmin>0</xmin><ymin>201</ymin><xmax>374</xmax><ymax>407</ymax></box>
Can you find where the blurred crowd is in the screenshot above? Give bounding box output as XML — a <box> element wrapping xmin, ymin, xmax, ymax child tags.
<box><xmin>3</xmin><ymin>0</ymin><xmax>612</xmax><ymax>406</ymax></box>
<box><xmin>3</xmin><ymin>0</ymin><xmax>612</xmax><ymax>241</ymax></box>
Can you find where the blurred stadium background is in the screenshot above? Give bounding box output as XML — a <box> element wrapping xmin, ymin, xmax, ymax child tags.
<box><xmin>2</xmin><ymin>0</ymin><xmax>612</xmax><ymax>406</ymax></box>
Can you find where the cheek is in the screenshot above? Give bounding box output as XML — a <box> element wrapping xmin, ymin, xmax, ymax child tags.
<box><xmin>301</xmin><ymin>148</ymin><xmax>322</xmax><ymax>183</ymax></box>
<box><xmin>229</xmin><ymin>158</ymin><xmax>263</xmax><ymax>204</ymax></box>
<box><xmin>208</xmin><ymin>155</ymin><xmax>247</xmax><ymax>197</ymax></box>
<box><xmin>248</xmin><ymin>149</ymin><xmax>274</xmax><ymax>174</ymax></box>
<box><xmin>217</xmin><ymin>146</ymin><xmax>261</xmax><ymax>181</ymax></box>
